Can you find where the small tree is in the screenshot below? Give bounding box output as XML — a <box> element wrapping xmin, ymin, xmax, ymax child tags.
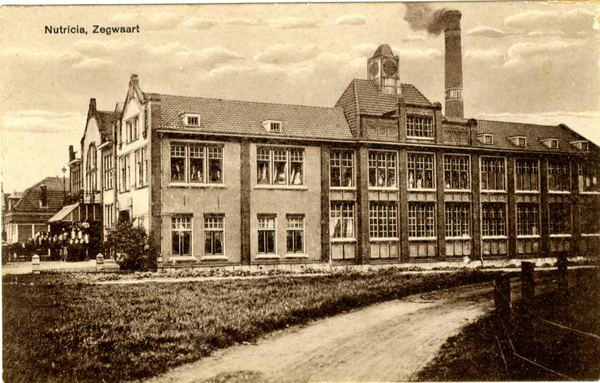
<box><xmin>104</xmin><ymin>219</ymin><xmax>158</xmax><ymax>271</ymax></box>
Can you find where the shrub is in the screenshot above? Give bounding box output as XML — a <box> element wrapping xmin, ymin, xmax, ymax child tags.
<box><xmin>104</xmin><ymin>220</ymin><xmax>158</xmax><ymax>271</ymax></box>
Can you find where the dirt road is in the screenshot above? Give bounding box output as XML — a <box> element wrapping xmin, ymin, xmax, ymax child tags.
<box><xmin>142</xmin><ymin>279</ymin><xmax>529</xmax><ymax>383</ymax></box>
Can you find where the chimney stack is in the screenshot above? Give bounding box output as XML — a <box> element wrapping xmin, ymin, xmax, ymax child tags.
<box><xmin>443</xmin><ymin>10</ymin><xmax>464</xmax><ymax>118</ymax></box>
<box><xmin>40</xmin><ymin>184</ymin><xmax>47</xmax><ymax>207</ymax></box>
<box><xmin>69</xmin><ymin>145</ymin><xmax>75</xmax><ymax>162</ymax></box>
<box><xmin>129</xmin><ymin>74</ymin><xmax>139</xmax><ymax>87</ymax></box>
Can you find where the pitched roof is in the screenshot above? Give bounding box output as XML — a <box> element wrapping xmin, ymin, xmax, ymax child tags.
<box><xmin>97</xmin><ymin>111</ymin><xmax>119</xmax><ymax>142</ymax></box>
<box><xmin>152</xmin><ymin>94</ymin><xmax>353</xmax><ymax>140</ymax></box>
<box><xmin>475</xmin><ymin>119</ymin><xmax>599</xmax><ymax>154</ymax></box>
<box><xmin>12</xmin><ymin>177</ymin><xmax>67</xmax><ymax>212</ymax></box>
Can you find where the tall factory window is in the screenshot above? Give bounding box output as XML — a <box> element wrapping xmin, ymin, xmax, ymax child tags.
<box><xmin>548</xmin><ymin>160</ymin><xmax>570</xmax><ymax>192</ymax></box>
<box><xmin>444</xmin><ymin>155</ymin><xmax>470</xmax><ymax>190</ymax></box>
<box><xmin>369</xmin><ymin>202</ymin><xmax>398</xmax><ymax>239</ymax></box>
<box><xmin>407</xmin><ymin>153</ymin><xmax>435</xmax><ymax>190</ymax></box>
<box><xmin>103</xmin><ymin>153</ymin><xmax>113</xmax><ymax>190</ymax></box>
<box><xmin>330</xmin><ymin>150</ymin><xmax>354</xmax><ymax>188</ymax></box>
<box><xmin>515</xmin><ymin>159</ymin><xmax>539</xmax><ymax>191</ymax></box>
<box><xmin>330</xmin><ymin>202</ymin><xmax>355</xmax><ymax>239</ymax></box>
<box><xmin>368</xmin><ymin>151</ymin><xmax>397</xmax><ymax>188</ymax></box>
<box><xmin>408</xmin><ymin>203</ymin><xmax>436</xmax><ymax>238</ymax></box>
<box><xmin>549</xmin><ymin>203</ymin><xmax>571</xmax><ymax>235</ymax></box>
<box><xmin>406</xmin><ymin>116</ymin><xmax>434</xmax><ymax>138</ymax></box>
<box><xmin>482</xmin><ymin>203</ymin><xmax>506</xmax><ymax>237</ymax></box>
<box><xmin>445</xmin><ymin>203</ymin><xmax>470</xmax><ymax>238</ymax></box>
<box><xmin>579</xmin><ymin>161</ymin><xmax>600</xmax><ymax>193</ymax></box>
<box><xmin>517</xmin><ymin>204</ymin><xmax>540</xmax><ymax>236</ymax></box>
<box><xmin>481</xmin><ymin>157</ymin><xmax>506</xmax><ymax>191</ymax></box>
<box><xmin>257</xmin><ymin>147</ymin><xmax>304</xmax><ymax>186</ymax></box>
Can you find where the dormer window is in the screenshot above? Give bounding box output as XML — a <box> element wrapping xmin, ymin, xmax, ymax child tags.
<box><xmin>509</xmin><ymin>136</ymin><xmax>527</xmax><ymax>147</ymax></box>
<box><xmin>478</xmin><ymin>133</ymin><xmax>494</xmax><ymax>145</ymax></box>
<box><xmin>262</xmin><ymin>120</ymin><xmax>282</xmax><ymax>134</ymax></box>
<box><xmin>571</xmin><ymin>140</ymin><xmax>589</xmax><ymax>151</ymax></box>
<box><xmin>179</xmin><ymin>113</ymin><xmax>200</xmax><ymax>127</ymax></box>
<box><xmin>540</xmin><ymin>138</ymin><xmax>559</xmax><ymax>149</ymax></box>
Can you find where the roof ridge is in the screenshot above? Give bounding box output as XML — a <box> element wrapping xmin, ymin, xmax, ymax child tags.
<box><xmin>149</xmin><ymin>92</ymin><xmax>345</xmax><ymax>112</ymax></box>
<box><xmin>476</xmin><ymin>118</ymin><xmax>559</xmax><ymax>128</ymax></box>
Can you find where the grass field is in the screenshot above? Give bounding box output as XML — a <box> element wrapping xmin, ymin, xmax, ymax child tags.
<box><xmin>416</xmin><ymin>267</ymin><xmax>600</xmax><ymax>381</ymax></box>
<box><xmin>3</xmin><ymin>269</ymin><xmax>499</xmax><ymax>383</ymax></box>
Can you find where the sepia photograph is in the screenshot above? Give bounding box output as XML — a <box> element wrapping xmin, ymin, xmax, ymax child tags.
<box><xmin>1</xmin><ymin>1</ymin><xmax>599</xmax><ymax>382</ymax></box>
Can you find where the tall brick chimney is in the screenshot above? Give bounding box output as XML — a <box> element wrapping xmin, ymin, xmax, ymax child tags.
<box><xmin>443</xmin><ymin>10</ymin><xmax>464</xmax><ymax>118</ymax></box>
<box><xmin>40</xmin><ymin>184</ymin><xmax>47</xmax><ymax>207</ymax></box>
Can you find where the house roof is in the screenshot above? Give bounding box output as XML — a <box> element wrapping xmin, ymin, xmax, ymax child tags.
<box><xmin>12</xmin><ymin>176</ymin><xmax>67</xmax><ymax>212</ymax></box>
<box><xmin>97</xmin><ymin>111</ymin><xmax>119</xmax><ymax>142</ymax></box>
<box><xmin>475</xmin><ymin>119</ymin><xmax>599</xmax><ymax>154</ymax></box>
<box><xmin>335</xmin><ymin>79</ymin><xmax>433</xmax><ymax>137</ymax></box>
<box><xmin>151</xmin><ymin>93</ymin><xmax>353</xmax><ymax>140</ymax></box>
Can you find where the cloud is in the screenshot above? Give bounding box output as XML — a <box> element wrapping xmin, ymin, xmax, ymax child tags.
<box><xmin>401</xmin><ymin>34</ymin><xmax>427</xmax><ymax>42</ymax></box>
<box><xmin>225</xmin><ymin>18</ymin><xmax>263</xmax><ymax>26</ymax></box>
<box><xmin>504</xmin><ymin>40</ymin><xmax>586</xmax><ymax>67</ymax></box>
<box><xmin>334</xmin><ymin>15</ymin><xmax>366</xmax><ymax>26</ymax></box>
<box><xmin>110</xmin><ymin>13</ymin><xmax>182</xmax><ymax>31</ymax></box>
<box><xmin>73</xmin><ymin>57</ymin><xmax>112</xmax><ymax>70</ymax></box>
<box><xmin>464</xmin><ymin>49</ymin><xmax>504</xmax><ymax>63</ymax></box>
<box><xmin>503</xmin><ymin>8</ymin><xmax>597</xmax><ymax>37</ymax></box>
<box><xmin>2</xmin><ymin>110</ymin><xmax>83</xmax><ymax>134</ymax></box>
<box><xmin>401</xmin><ymin>48</ymin><xmax>443</xmax><ymax>61</ymax></box>
<box><xmin>268</xmin><ymin>17</ymin><xmax>320</xmax><ymax>29</ymax></box>
<box><xmin>256</xmin><ymin>44</ymin><xmax>321</xmax><ymax>64</ymax></box>
<box><xmin>176</xmin><ymin>47</ymin><xmax>244</xmax><ymax>69</ymax></box>
<box><xmin>353</xmin><ymin>44</ymin><xmax>379</xmax><ymax>58</ymax></box>
<box><xmin>182</xmin><ymin>18</ymin><xmax>218</xmax><ymax>29</ymax></box>
<box><xmin>466</xmin><ymin>26</ymin><xmax>506</xmax><ymax>38</ymax></box>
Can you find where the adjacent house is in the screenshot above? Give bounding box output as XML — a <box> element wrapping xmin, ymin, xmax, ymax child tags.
<box><xmin>2</xmin><ymin>177</ymin><xmax>67</xmax><ymax>243</ymax></box>
<box><xmin>71</xmin><ymin>10</ymin><xmax>600</xmax><ymax>266</ymax></box>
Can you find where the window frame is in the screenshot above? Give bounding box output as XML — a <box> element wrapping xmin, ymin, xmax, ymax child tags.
<box><xmin>480</xmin><ymin>156</ymin><xmax>507</xmax><ymax>192</ymax></box>
<box><xmin>549</xmin><ymin>202</ymin><xmax>572</xmax><ymax>236</ymax></box>
<box><xmin>285</xmin><ymin>215</ymin><xmax>305</xmax><ymax>255</ymax></box>
<box><xmin>443</xmin><ymin>154</ymin><xmax>471</xmax><ymax>191</ymax></box>
<box><xmin>103</xmin><ymin>152</ymin><xmax>114</xmax><ymax>191</ymax></box>
<box><xmin>445</xmin><ymin>202</ymin><xmax>471</xmax><ymax>239</ymax></box>
<box><xmin>330</xmin><ymin>201</ymin><xmax>356</xmax><ymax>241</ymax></box>
<box><xmin>203</xmin><ymin>214</ymin><xmax>225</xmax><ymax>257</ymax></box>
<box><xmin>481</xmin><ymin>203</ymin><xmax>507</xmax><ymax>238</ymax></box>
<box><xmin>368</xmin><ymin>150</ymin><xmax>397</xmax><ymax>190</ymax></box>
<box><xmin>256</xmin><ymin>146</ymin><xmax>304</xmax><ymax>188</ymax></box>
<box><xmin>330</xmin><ymin>150</ymin><xmax>355</xmax><ymax>189</ymax></box>
<box><xmin>169</xmin><ymin>142</ymin><xmax>224</xmax><ymax>186</ymax></box>
<box><xmin>579</xmin><ymin>161</ymin><xmax>600</xmax><ymax>193</ymax></box>
<box><xmin>407</xmin><ymin>152</ymin><xmax>436</xmax><ymax>191</ymax></box>
<box><xmin>369</xmin><ymin>202</ymin><xmax>398</xmax><ymax>240</ymax></box>
<box><xmin>516</xmin><ymin>203</ymin><xmax>540</xmax><ymax>237</ymax></box>
<box><xmin>408</xmin><ymin>202</ymin><xmax>436</xmax><ymax>240</ymax></box>
<box><xmin>406</xmin><ymin>115</ymin><xmax>435</xmax><ymax>139</ymax></box>
<box><xmin>171</xmin><ymin>215</ymin><xmax>192</xmax><ymax>257</ymax></box>
<box><xmin>547</xmin><ymin>160</ymin><xmax>571</xmax><ymax>193</ymax></box>
<box><xmin>515</xmin><ymin>158</ymin><xmax>540</xmax><ymax>193</ymax></box>
<box><xmin>134</xmin><ymin>147</ymin><xmax>148</xmax><ymax>188</ymax></box>
<box><xmin>257</xmin><ymin>215</ymin><xmax>277</xmax><ymax>256</ymax></box>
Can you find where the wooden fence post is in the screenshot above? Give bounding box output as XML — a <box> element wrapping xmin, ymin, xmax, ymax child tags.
<box><xmin>521</xmin><ymin>261</ymin><xmax>535</xmax><ymax>301</ymax></box>
<box><xmin>494</xmin><ymin>274</ymin><xmax>511</xmax><ymax>319</ymax></box>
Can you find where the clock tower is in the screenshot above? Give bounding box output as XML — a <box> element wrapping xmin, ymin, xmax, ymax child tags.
<box><xmin>367</xmin><ymin>44</ymin><xmax>401</xmax><ymax>95</ymax></box>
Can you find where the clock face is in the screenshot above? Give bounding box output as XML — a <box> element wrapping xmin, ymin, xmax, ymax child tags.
<box><xmin>369</xmin><ymin>62</ymin><xmax>379</xmax><ymax>77</ymax></box>
<box><xmin>383</xmin><ymin>60</ymin><xmax>397</xmax><ymax>76</ymax></box>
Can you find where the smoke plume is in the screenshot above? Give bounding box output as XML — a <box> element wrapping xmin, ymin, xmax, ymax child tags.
<box><xmin>403</xmin><ymin>3</ymin><xmax>449</xmax><ymax>36</ymax></box>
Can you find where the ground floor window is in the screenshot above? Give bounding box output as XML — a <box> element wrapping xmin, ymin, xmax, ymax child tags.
<box><xmin>369</xmin><ymin>202</ymin><xmax>398</xmax><ymax>239</ymax></box>
<box><xmin>286</xmin><ymin>215</ymin><xmax>304</xmax><ymax>253</ymax></box>
<box><xmin>482</xmin><ymin>203</ymin><xmax>506</xmax><ymax>237</ymax></box>
<box><xmin>408</xmin><ymin>202</ymin><xmax>435</xmax><ymax>238</ymax></box>
<box><xmin>104</xmin><ymin>204</ymin><xmax>114</xmax><ymax>228</ymax></box>
<box><xmin>204</xmin><ymin>215</ymin><xmax>224</xmax><ymax>255</ymax></box>
<box><xmin>517</xmin><ymin>204</ymin><xmax>540</xmax><ymax>236</ymax></box>
<box><xmin>581</xmin><ymin>203</ymin><xmax>600</xmax><ymax>234</ymax></box>
<box><xmin>258</xmin><ymin>215</ymin><xmax>276</xmax><ymax>254</ymax></box>
<box><xmin>171</xmin><ymin>216</ymin><xmax>191</xmax><ymax>256</ymax></box>
<box><xmin>330</xmin><ymin>202</ymin><xmax>355</xmax><ymax>239</ymax></box>
<box><xmin>445</xmin><ymin>203</ymin><xmax>470</xmax><ymax>238</ymax></box>
<box><xmin>549</xmin><ymin>203</ymin><xmax>571</xmax><ymax>235</ymax></box>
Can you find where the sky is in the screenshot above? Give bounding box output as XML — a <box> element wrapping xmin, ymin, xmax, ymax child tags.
<box><xmin>1</xmin><ymin>1</ymin><xmax>599</xmax><ymax>193</ymax></box>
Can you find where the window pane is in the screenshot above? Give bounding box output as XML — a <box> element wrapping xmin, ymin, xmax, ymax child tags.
<box><xmin>214</xmin><ymin>231</ymin><xmax>223</xmax><ymax>254</ymax></box>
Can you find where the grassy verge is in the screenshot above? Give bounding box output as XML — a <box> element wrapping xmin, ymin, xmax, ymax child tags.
<box><xmin>3</xmin><ymin>269</ymin><xmax>499</xmax><ymax>382</ymax></box>
<box><xmin>416</xmin><ymin>267</ymin><xmax>600</xmax><ymax>381</ymax></box>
